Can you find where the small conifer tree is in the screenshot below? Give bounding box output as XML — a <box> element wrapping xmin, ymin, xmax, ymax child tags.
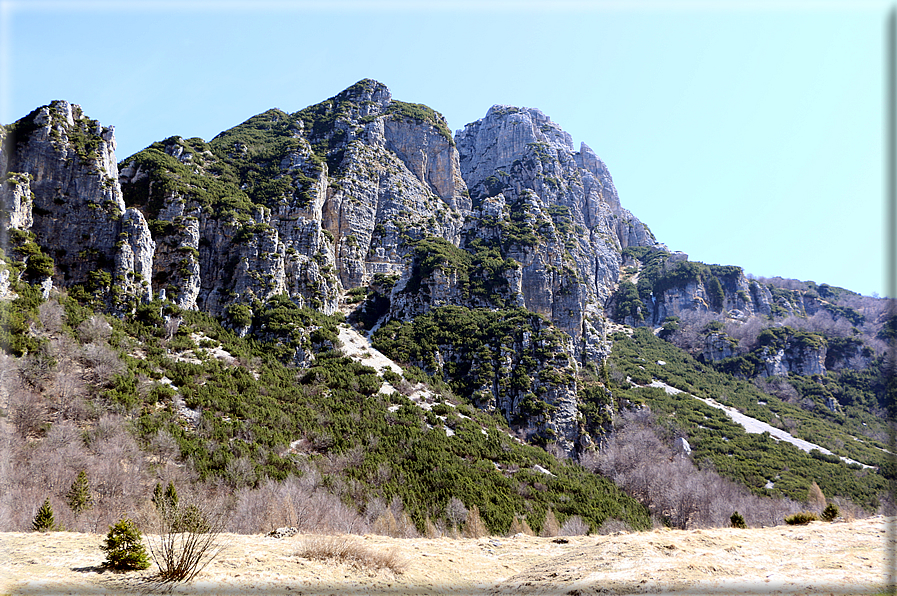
<box><xmin>153</xmin><ymin>481</ymin><xmax>182</xmax><ymax>529</ymax></box>
<box><xmin>821</xmin><ymin>503</ymin><xmax>840</xmax><ymax>522</ymax></box>
<box><xmin>32</xmin><ymin>498</ymin><xmax>56</xmax><ymax>532</ymax></box>
<box><xmin>101</xmin><ymin>518</ymin><xmax>151</xmax><ymax>571</ymax></box>
<box><xmin>66</xmin><ymin>470</ymin><xmax>93</xmax><ymax>516</ymax></box>
<box><xmin>730</xmin><ymin>511</ymin><xmax>747</xmax><ymax>529</ymax></box>
<box><xmin>152</xmin><ymin>481</ymin><xmax>179</xmax><ymax>511</ymax></box>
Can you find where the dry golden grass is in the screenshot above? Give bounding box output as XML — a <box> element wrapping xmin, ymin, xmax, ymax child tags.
<box><xmin>295</xmin><ymin>534</ymin><xmax>409</xmax><ymax>574</ymax></box>
<box><xmin>0</xmin><ymin>517</ymin><xmax>890</xmax><ymax>595</ymax></box>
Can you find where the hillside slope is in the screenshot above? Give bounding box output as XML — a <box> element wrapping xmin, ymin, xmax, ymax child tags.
<box><xmin>1</xmin><ymin>79</ymin><xmax>892</xmax><ymax>534</ymax></box>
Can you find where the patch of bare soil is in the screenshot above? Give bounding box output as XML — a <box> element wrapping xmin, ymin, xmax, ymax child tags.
<box><xmin>0</xmin><ymin>516</ymin><xmax>891</xmax><ymax>595</ymax></box>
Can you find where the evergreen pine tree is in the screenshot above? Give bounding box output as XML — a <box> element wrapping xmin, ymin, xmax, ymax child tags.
<box><xmin>66</xmin><ymin>470</ymin><xmax>93</xmax><ymax>516</ymax></box>
<box><xmin>32</xmin><ymin>498</ymin><xmax>56</xmax><ymax>532</ymax></box>
<box><xmin>152</xmin><ymin>481</ymin><xmax>181</xmax><ymax>528</ymax></box>
<box><xmin>152</xmin><ymin>481</ymin><xmax>179</xmax><ymax>510</ymax></box>
<box><xmin>730</xmin><ymin>511</ymin><xmax>747</xmax><ymax>529</ymax></box>
<box><xmin>101</xmin><ymin>518</ymin><xmax>151</xmax><ymax>570</ymax></box>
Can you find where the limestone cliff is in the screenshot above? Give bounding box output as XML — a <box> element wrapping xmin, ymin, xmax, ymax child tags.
<box><xmin>708</xmin><ymin>326</ymin><xmax>829</xmax><ymax>380</ymax></box>
<box><xmin>607</xmin><ymin>247</ymin><xmax>775</xmax><ymax>326</ymax></box>
<box><xmin>0</xmin><ymin>83</ymin><xmax>697</xmax><ymax>456</ymax></box>
<box><xmin>118</xmin><ymin>80</ymin><xmax>469</xmax><ymax>318</ymax></box>
<box><xmin>451</xmin><ymin>106</ymin><xmax>659</xmax><ymax>358</ymax></box>
<box><xmin>1</xmin><ymin>101</ymin><xmax>154</xmax><ymax>308</ymax></box>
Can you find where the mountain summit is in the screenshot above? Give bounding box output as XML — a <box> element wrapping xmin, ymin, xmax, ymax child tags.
<box><xmin>1</xmin><ymin>80</ymin><xmax>890</xmax><ymax>490</ymax></box>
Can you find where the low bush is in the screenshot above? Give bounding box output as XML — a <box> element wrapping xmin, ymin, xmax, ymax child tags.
<box><xmin>784</xmin><ymin>512</ymin><xmax>818</xmax><ymax>525</ymax></box>
<box><xmin>147</xmin><ymin>494</ymin><xmax>225</xmax><ymax>584</ymax></box>
<box><xmin>559</xmin><ymin>515</ymin><xmax>590</xmax><ymax>536</ymax></box>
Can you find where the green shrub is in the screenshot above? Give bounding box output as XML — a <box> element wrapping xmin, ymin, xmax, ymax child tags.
<box><xmin>381</xmin><ymin>369</ymin><xmax>403</xmax><ymax>385</ymax></box>
<box><xmin>31</xmin><ymin>498</ymin><xmax>57</xmax><ymax>532</ymax></box>
<box><xmin>225</xmin><ymin>303</ymin><xmax>253</xmax><ymax>328</ymax></box>
<box><xmin>729</xmin><ymin>511</ymin><xmax>747</xmax><ymax>529</ymax></box>
<box><xmin>101</xmin><ymin>518</ymin><xmax>151</xmax><ymax>571</ymax></box>
<box><xmin>821</xmin><ymin>503</ymin><xmax>840</xmax><ymax>522</ymax></box>
<box><xmin>431</xmin><ymin>403</ymin><xmax>452</xmax><ymax>416</ymax></box>
<box><xmin>784</xmin><ymin>512</ymin><xmax>818</xmax><ymax>525</ymax></box>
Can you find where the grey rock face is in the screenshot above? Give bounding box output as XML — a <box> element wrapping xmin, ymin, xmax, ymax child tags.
<box><xmin>756</xmin><ymin>333</ymin><xmax>827</xmax><ymax>378</ymax></box>
<box><xmin>455</xmin><ymin>105</ymin><xmax>659</xmax><ymax>358</ymax></box>
<box><xmin>0</xmin><ymin>171</ymin><xmax>33</xmax><ymax>230</ymax></box>
<box><xmin>610</xmin><ymin>252</ymin><xmax>776</xmax><ymax>327</ymax></box>
<box><xmin>702</xmin><ymin>332</ymin><xmax>737</xmax><ymax>363</ymax></box>
<box><xmin>117</xmin><ymin>80</ymin><xmax>470</xmax><ymax>317</ymax></box>
<box><xmin>113</xmin><ymin>208</ymin><xmax>155</xmax><ymax>304</ymax></box>
<box><xmin>1</xmin><ymin>100</ymin><xmax>153</xmax><ymax>308</ymax></box>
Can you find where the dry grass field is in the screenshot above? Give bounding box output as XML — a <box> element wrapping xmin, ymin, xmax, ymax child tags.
<box><xmin>0</xmin><ymin>516</ymin><xmax>892</xmax><ymax>595</ymax></box>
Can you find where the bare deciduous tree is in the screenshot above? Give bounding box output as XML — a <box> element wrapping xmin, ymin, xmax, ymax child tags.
<box><xmin>10</xmin><ymin>386</ymin><xmax>47</xmax><ymax>439</ymax></box>
<box><xmin>38</xmin><ymin>299</ymin><xmax>65</xmax><ymax>334</ymax></box>
<box><xmin>559</xmin><ymin>514</ymin><xmax>590</xmax><ymax>536</ymax></box>
<box><xmin>592</xmin><ymin>408</ymin><xmax>809</xmax><ymax>529</ymax></box>
<box><xmin>80</xmin><ymin>342</ymin><xmax>124</xmax><ymax>387</ymax></box>
<box><xmin>77</xmin><ymin>315</ymin><xmax>112</xmax><ymax>344</ymax></box>
<box><xmin>163</xmin><ymin>316</ymin><xmax>183</xmax><ymax>340</ymax></box>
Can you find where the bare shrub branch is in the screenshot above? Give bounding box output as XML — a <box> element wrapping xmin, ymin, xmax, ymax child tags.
<box><xmin>77</xmin><ymin>315</ymin><xmax>112</xmax><ymax>344</ymax></box>
<box><xmin>146</xmin><ymin>496</ymin><xmax>226</xmax><ymax>585</ymax></box>
<box><xmin>559</xmin><ymin>515</ymin><xmax>590</xmax><ymax>536</ymax></box>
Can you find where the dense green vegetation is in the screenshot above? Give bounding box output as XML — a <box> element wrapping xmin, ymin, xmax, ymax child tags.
<box><xmin>612</xmin><ymin>247</ymin><xmax>747</xmax><ymax>321</ymax></box>
<box><xmin>121</xmin><ymin>137</ymin><xmax>257</xmax><ymax>222</ymax></box>
<box><xmin>373</xmin><ymin>306</ymin><xmax>573</xmax><ymax>418</ymax></box>
<box><xmin>125</xmin><ymin>306</ymin><xmax>647</xmax><ymax>533</ymax></box>
<box><xmin>0</xmin><ymin>257</ymin><xmax>649</xmax><ymax>533</ymax></box>
<box><xmin>0</xmin><ymin>231</ymin><xmax>52</xmax><ymax>355</ymax></box>
<box><xmin>607</xmin><ymin>328</ymin><xmax>888</xmax><ymax>509</ymax></box>
<box><xmin>402</xmin><ymin>237</ymin><xmax>518</xmax><ymax>307</ymax></box>
<box><xmin>209</xmin><ymin>110</ymin><xmax>318</xmax><ymax>205</ymax></box>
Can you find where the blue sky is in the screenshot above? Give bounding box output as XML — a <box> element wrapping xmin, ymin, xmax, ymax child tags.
<box><xmin>2</xmin><ymin>0</ymin><xmax>892</xmax><ymax>297</ymax></box>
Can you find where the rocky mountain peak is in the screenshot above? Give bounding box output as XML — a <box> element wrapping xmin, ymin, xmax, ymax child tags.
<box><xmin>457</xmin><ymin>105</ymin><xmax>575</xmax><ymax>191</ymax></box>
<box><xmin>2</xmin><ymin>85</ymin><xmax>655</xmax><ymax>454</ymax></box>
<box><xmin>1</xmin><ymin>99</ymin><xmax>153</xmax><ymax>308</ymax></box>
<box><xmin>335</xmin><ymin>78</ymin><xmax>392</xmax><ymax>111</ymax></box>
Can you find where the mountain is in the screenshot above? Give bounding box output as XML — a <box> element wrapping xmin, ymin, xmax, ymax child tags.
<box><xmin>0</xmin><ymin>79</ymin><xmax>892</xmax><ymax>533</ymax></box>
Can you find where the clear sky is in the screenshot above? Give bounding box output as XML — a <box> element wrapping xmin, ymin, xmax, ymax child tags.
<box><xmin>1</xmin><ymin>0</ymin><xmax>892</xmax><ymax>297</ymax></box>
